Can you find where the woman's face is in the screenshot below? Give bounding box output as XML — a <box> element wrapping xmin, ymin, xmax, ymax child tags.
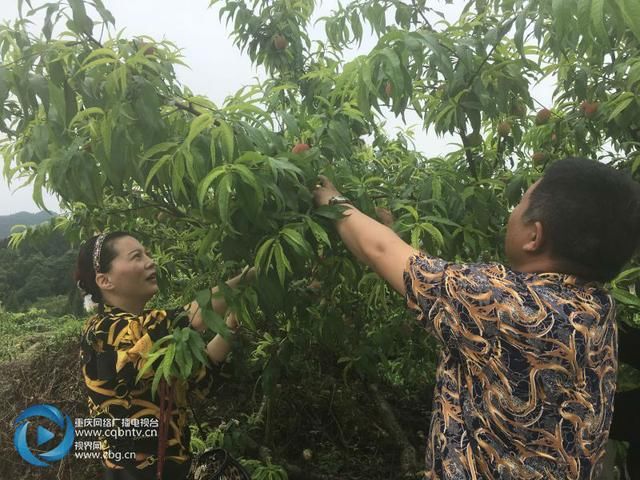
<box><xmin>97</xmin><ymin>236</ymin><xmax>158</xmax><ymax>303</ymax></box>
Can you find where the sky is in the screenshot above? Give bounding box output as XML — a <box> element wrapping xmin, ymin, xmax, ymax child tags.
<box><xmin>0</xmin><ymin>0</ymin><xmax>552</xmax><ymax>215</ymax></box>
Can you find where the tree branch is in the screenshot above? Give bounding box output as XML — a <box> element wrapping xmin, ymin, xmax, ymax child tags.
<box><xmin>367</xmin><ymin>383</ymin><xmax>417</xmax><ymax>477</ymax></box>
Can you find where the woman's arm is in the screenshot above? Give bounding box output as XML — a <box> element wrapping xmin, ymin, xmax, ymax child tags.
<box><xmin>186</xmin><ymin>266</ymin><xmax>255</xmax><ymax>332</ymax></box>
<box><xmin>205</xmin><ymin>312</ymin><xmax>239</xmax><ymax>364</ymax></box>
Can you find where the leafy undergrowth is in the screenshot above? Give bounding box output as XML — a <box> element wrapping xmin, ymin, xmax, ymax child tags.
<box><xmin>0</xmin><ymin>310</ymin><xmax>434</xmax><ymax>480</ymax></box>
<box><xmin>0</xmin><ymin>310</ymin><xmax>634</xmax><ymax>479</ymax></box>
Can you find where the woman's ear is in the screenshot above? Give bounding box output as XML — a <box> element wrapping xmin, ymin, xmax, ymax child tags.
<box><xmin>95</xmin><ymin>273</ymin><xmax>114</xmax><ymax>291</ymax></box>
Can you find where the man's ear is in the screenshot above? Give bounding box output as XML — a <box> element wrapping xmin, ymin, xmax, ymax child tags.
<box><xmin>95</xmin><ymin>273</ymin><xmax>114</xmax><ymax>291</ymax></box>
<box><xmin>522</xmin><ymin>221</ymin><xmax>545</xmax><ymax>253</ymax></box>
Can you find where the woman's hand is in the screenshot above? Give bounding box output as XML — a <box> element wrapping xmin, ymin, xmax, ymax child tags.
<box><xmin>240</xmin><ymin>265</ymin><xmax>256</xmax><ymax>284</ymax></box>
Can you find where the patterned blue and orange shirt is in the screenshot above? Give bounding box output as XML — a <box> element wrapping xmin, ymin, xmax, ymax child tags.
<box><xmin>404</xmin><ymin>252</ymin><xmax>617</xmax><ymax>480</ymax></box>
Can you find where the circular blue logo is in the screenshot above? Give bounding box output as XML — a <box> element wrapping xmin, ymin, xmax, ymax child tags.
<box><xmin>13</xmin><ymin>404</ymin><xmax>75</xmax><ymax>467</ymax></box>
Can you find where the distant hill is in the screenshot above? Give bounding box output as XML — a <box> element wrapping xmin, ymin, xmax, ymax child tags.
<box><xmin>0</xmin><ymin>211</ymin><xmax>57</xmax><ymax>240</ymax></box>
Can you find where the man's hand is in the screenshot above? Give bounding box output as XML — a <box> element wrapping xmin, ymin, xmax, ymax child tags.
<box><xmin>312</xmin><ymin>175</ymin><xmax>342</xmax><ymax>207</ymax></box>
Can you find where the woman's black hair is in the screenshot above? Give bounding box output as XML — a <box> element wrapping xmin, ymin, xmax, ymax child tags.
<box><xmin>523</xmin><ymin>157</ymin><xmax>640</xmax><ymax>282</ymax></box>
<box><xmin>74</xmin><ymin>231</ymin><xmax>132</xmax><ymax>314</ymax></box>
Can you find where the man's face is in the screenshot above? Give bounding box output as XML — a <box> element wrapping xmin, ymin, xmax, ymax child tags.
<box><xmin>504</xmin><ymin>179</ymin><xmax>541</xmax><ymax>267</ymax></box>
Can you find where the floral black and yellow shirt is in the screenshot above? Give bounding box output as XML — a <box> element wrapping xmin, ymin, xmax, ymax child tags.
<box><xmin>404</xmin><ymin>253</ymin><xmax>617</xmax><ymax>480</ymax></box>
<box><xmin>79</xmin><ymin>303</ymin><xmax>215</xmax><ymax>478</ymax></box>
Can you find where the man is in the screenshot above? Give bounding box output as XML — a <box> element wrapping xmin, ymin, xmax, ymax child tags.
<box><xmin>313</xmin><ymin>157</ymin><xmax>640</xmax><ymax>479</ymax></box>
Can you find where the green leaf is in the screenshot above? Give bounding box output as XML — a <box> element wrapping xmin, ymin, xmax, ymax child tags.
<box><xmin>42</xmin><ymin>4</ymin><xmax>57</xmax><ymax>40</ymax></box>
<box><xmin>273</xmin><ymin>241</ymin><xmax>291</xmax><ymax>286</ymax></box>
<box><xmin>421</xmin><ymin>222</ymin><xmax>444</xmax><ymax>246</ymax></box>
<box><xmin>135</xmin><ymin>348</ymin><xmax>166</xmax><ymax>382</ymax></box>
<box><xmin>267</xmin><ymin>157</ymin><xmax>303</xmax><ymax>179</ymax></box>
<box><xmin>210</xmin><ymin>130</ymin><xmax>218</xmax><ymax>167</ymax></box>
<box><xmin>197</xmin><ymin>227</ymin><xmax>217</xmax><ymax>259</ymax></box>
<box><xmin>421</xmin><ymin>216</ymin><xmax>461</xmax><ymax>228</ymax></box>
<box><xmin>143</xmin><ymin>142</ymin><xmax>178</xmax><ymax>160</ymax></box>
<box><xmin>188</xmin><ymin>332</ymin><xmax>209</xmax><ymax>366</ymax></box>
<box><xmin>398</xmin><ymin>205</ymin><xmax>419</xmax><ymax>221</ymax></box>
<box><xmin>183</xmin><ymin>347</ymin><xmax>193</xmax><ymax>378</ymax></box>
<box><xmin>93</xmin><ymin>0</ymin><xmax>116</xmax><ymax>25</ymax></box>
<box><xmin>162</xmin><ymin>344</ymin><xmax>176</xmax><ymax>382</ymax></box>
<box><xmin>616</xmin><ymin>0</ymin><xmax>640</xmax><ymax>42</ymax></box>
<box><xmin>185</xmin><ymin>113</ymin><xmax>212</xmax><ymax>149</ymax></box>
<box><xmin>218</xmin><ymin>120</ymin><xmax>234</xmax><ymax>161</ymax></box>
<box><xmin>314</xmin><ymin>205</ymin><xmax>348</xmax><ymax>220</ymax></box>
<box><xmin>197</xmin><ymin>166</ymin><xmax>226</xmax><ymax>207</ymax></box>
<box><xmin>281</xmin><ymin>228</ymin><xmax>310</xmax><ymax>257</ymax></box>
<box><xmin>201</xmin><ymin>308</ymin><xmax>231</xmax><ymax>340</ymax></box>
<box><xmin>144</xmin><ymin>154</ymin><xmax>172</xmax><ymax>190</ymax></box>
<box><xmin>612</xmin><ymin>287</ymin><xmax>640</xmax><ymax>309</ymax></box>
<box><xmin>48</xmin><ymin>80</ymin><xmax>66</xmax><ymax>128</ymax></box>
<box><xmin>232</xmin><ymin>164</ymin><xmax>263</xmax><ymax>207</ymax></box>
<box><xmin>175</xmin><ymin>344</ymin><xmax>188</xmax><ymax>378</ymax></box>
<box><xmin>151</xmin><ymin>369</ymin><xmax>162</xmax><ymax>400</ymax></box>
<box><xmin>68</xmin><ymin>0</ymin><xmax>93</xmax><ymax>34</ymax></box>
<box><xmin>69</xmin><ymin>107</ymin><xmax>105</xmax><ymax>128</ymax></box>
<box><xmin>608</xmin><ymin>93</ymin><xmax>635</xmax><ymax>121</ymax></box>
<box><xmin>83</xmin><ymin>48</ymin><xmax>118</xmax><ymax>64</ymax></box>
<box><xmin>612</xmin><ymin>267</ymin><xmax>640</xmax><ymax>286</ymax></box>
<box><xmin>305</xmin><ymin>217</ymin><xmax>331</xmax><ymax>246</ymax></box>
<box><xmin>217</xmin><ymin>173</ymin><xmax>233</xmax><ymax>224</ymax></box>
<box><xmin>590</xmin><ymin>0</ymin><xmax>609</xmax><ymax>44</ymax></box>
<box><xmin>255</xmin><ymin>238</ymin><xmax>275</xmax><ymax>273</ymax></box>
<box><xmin>78</xmin><ymin>57</ymin><xmax>117</xmax><ymax>72</ymax></box>
<box><xmin>411</xmin><ymin>227</ymin><xmax>421</xmax><ymax>249</ymax></box>
<box><xmin>431</xmin><ymin>177</ymin><xmax>442</xmax><ymax>201</ymax></box>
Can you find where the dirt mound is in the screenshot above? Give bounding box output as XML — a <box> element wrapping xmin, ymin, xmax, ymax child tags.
<box><xmin>0</xmin><ymin>336</ymin><xmax>102</xmax><ymax>479</ymax></box>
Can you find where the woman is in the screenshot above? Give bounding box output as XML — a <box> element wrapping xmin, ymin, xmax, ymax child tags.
<box><xmin>75</xmin><ymin>231</ymin><xmax>253</xmax><ymax>480</ymax></box>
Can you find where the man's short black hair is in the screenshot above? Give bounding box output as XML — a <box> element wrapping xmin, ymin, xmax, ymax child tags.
<box><xmin>523</xmin><ymin>157</ymin><xmax>640</xmax><ymax>282</ymax></box>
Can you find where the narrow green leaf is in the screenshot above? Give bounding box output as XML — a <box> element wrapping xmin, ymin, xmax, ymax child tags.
<box><xmin>590</xmin><ymin>0</ymin><xmax>608</xmax><ymax>44</ymax></box>
<box><xmin>78</xmin><ymin>57</ymin><xmax>117</xmax><ymax>72</ymax></box>
<box><xmin>305</xmin><ymin>217</ymin><xmax>331</xmax><ymax>246</ymax></box>
<box><xmin>202</xmin><ymin>308</ymin><xmax>231</xmax><ymax>341</ymax></box>
<box><xmin>68</xmin><ymin>0</ymin><xmax>93</xmax><ymax>34</ymax></box>
<box><xmin>143</xmin><ymin>142</ymin><xmax>178</xmax><ymax>160</ymax></box>
<box><xmin>218</xmin><ymin>120</ymin><xmax>234</xmax><ymax>161</ymax></box>
<box><xmin>613</xmin><ymin>267</ymin><xmax>640</xmax><ymax>285</ymax></box>
<box><xmin>273</xmin><ymin>241</ymin><xmax>291</xmax><ymax>286</ymax></box>
<box><xmin>144</xmin><ymin>154</ymin><xmax>172</xmax><ymax>190</ymax></box>
<box><xmin>217</xmin><ymin>173</ymin><xmax>233</xmax><ymax>224</ymax></box>
<box><xmin>612</xmin><ymin>287</ymin><xmax>640</xmax><ymax>309</ymax></box>
<box><xmin>421</xmin><ymin>222</ymin><xmax>444</xmax><ymax>246</ymax></box>
<box><xmin>135</xmin><ymin>349</ymin><xmax>165</xmax><ymax>382</ymax></box>
<box><xmin>185</xmin><ymin>113</ymin><xmax>212</xmax><ymax>148</ymax></box>
<box><xmin>69</xmin><ymin>107</ymin><xmax>105</xmax><ymax>128</ymax></box>
<box><xmin>151</xmin><ymin>369</ymin><xmax>162</xmax><ymax>400</ymax></box>
<box><xmin>255</xmin><ymin>238</ymin><xmax>275</xmax><ymax>273</ymax></box>
<box><xmin>83</xmin><ymin>48</ymin><xmax>118</xmax><ymax>64</ymax></box>
<box><xmin>411</xmin><ymin>227</ymin><xmax>421</xmax><ymax>249</ymax></box>
<box><xmin>281</xmin><ymin>228</ymin><xmax>310</xmax><ymax>257</ymax></box>
<box><xmin>608</xmin><ymin>93</ymin><xmax>635</xmax><ymax>121</ymax></box>
<box><xmin>163</xmin><ymin>344</ymin><xmax>176</xmax><ymax>382</ymax></box>
<box><xmin>196</xmin><ymin>165</ymin><xmax>226</xmax><ymax>207</ymax></box>
<box><xmin>616</xmin><ymin>0</ymin><xmax>640</xmax><ymax>42</ymax></box>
